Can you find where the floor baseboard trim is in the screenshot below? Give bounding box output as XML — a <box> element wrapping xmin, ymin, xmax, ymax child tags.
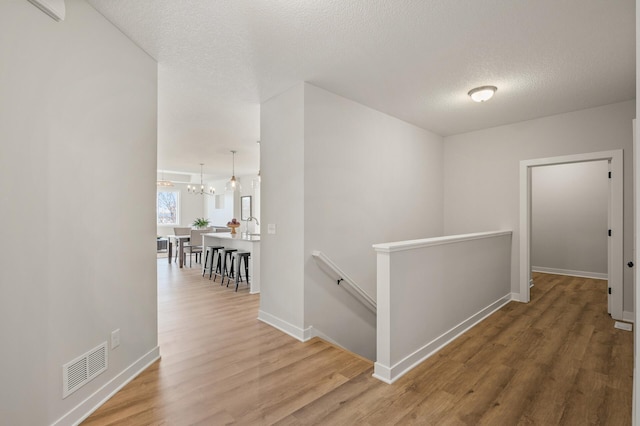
<box><xmin>258</xmin><ymin>310</ymin><xmax>310</xmax><ymax>342</ymax></box>
<box><xmin>52</xmin><ymin>346</ymin><xmax>161</xmax><ymax>426</ymax></box>
<box><xmin>623</xmin><ymin>311</ymin><xmax>635</xmax><ymax>323</ymax></box>
<box><xmin>373</xmin><ymin>293</ymin><xmax>512</xmax><ymax>384</ymax></box>
<box><xmin>532</xmin><ymin>267</ymin><xmax>607</xmax><ymax>280</ymax></box>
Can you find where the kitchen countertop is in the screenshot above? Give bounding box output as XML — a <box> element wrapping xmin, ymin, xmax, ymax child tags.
<box><xmin>203</xmin><ymin>232</ymin><xmax>260</xmax><ymax>242</ymax></box>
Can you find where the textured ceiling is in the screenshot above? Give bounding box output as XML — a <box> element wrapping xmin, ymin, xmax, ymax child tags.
<box><xmin>87</xmin><ymin>0</ymin><xmax>635</xmax><ymax>177</ymax></box>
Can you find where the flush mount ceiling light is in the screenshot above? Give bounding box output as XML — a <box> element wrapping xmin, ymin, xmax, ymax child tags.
<box><xmin>225</xmin><ymin>150</ymin><xmax>242</xmax><ymax>192</ymax></box>
<box><xmin>188</xmin><ymin>163</ymin><xmax>215</xmax><ymax>195</ymax></box>
<box><xmin>468</xmin><ymin>85</ymin><xmax>497</xmax><ymax>102</ymax></box>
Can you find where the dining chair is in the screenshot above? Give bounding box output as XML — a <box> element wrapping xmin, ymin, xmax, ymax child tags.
<box><xmin>184</xmin><ymin>228</ymin><xmax>212</xmax><ymax>267</ymax></box>
<box><xmin>172</xmin><ymin>227</ymin><xmax>191</xmax><ymax>263</ymax></box>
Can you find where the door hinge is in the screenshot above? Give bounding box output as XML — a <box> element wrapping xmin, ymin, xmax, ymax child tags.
<box><xmin>608</xmin><ymin>171</ymin><xmax>612</xmax><ymax>178</ymax></box>
<box><xmin>608</xmin><ymin>287</ymin><xmax>612</xmax><ymax>294</ymax></box>
<box><xmin>608</xmin><ymin>229</ymin><xmax>612</xmax><ymax>237</ymax></box>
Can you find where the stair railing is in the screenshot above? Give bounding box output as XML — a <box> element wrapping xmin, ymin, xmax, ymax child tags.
<box><xmin>311</xmin><ymin>250</ymin><xmax>377</xmax><ymax>313</ymax></box>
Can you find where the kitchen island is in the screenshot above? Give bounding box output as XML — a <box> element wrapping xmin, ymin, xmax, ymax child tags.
<box><xmin>202</xmin><ymin>233</ymin><xmax>261</xmax><ymax>293</ymax></box>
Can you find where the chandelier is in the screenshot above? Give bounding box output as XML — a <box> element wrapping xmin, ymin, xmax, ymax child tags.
<box><xmin>157</xmin><ymin>169</ymin><xmax>174</xmax><ymax>187</ymax></box>
<box><xmin>188</xmin><ymin>163</ymin><xmax>215</xmax><ymax>196</ymax></box>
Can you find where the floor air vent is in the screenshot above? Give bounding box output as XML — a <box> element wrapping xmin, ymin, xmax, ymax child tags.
<box><xmin>63</xmin><ymin>342</ymin><xmax>108</xmax><ymax>398</ymax></box>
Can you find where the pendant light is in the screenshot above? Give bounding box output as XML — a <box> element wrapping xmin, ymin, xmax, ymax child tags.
<box><xmin>252</xmin><ymin>169</ymin><xmax>261</xmax><ymax>189</ymax></box>
<box><xmin>188</xmin><ymin>163</ymin><xmax>215</xmax><ymax>196</ymax></box>
<box><xmin>225</xmin><ymin>150</ymin><xmax>242</xmax><ymax>192</ymax></box>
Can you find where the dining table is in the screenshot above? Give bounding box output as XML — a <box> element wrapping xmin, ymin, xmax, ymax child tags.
<box><xmin>166</xmin><ymin>228</ymin><xmax>232</xmax><ymax>269</ymax></box>
<box><xmin>166</xmin><ymin>234</ymin><xmax>191</xmax><ymax>268</ymax></box>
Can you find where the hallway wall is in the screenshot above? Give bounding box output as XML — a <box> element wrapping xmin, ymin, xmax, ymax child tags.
<box><xmin>443</xmin><ymin>100</ymin><xmax>635</xmax><ymax>311</ymax></box>
<box><xmin>303</xmin><ymin>84</ymin><xmax>444</xmax><ymax>359</ymax></box>
<box><xmin>0</xmin><ymin>1</ymin><xmax>158</xmax><ymax>424</ymax></box>
<box><xmin>259</xmin><ymin>83</ymin><xmax>444</xmax><ymax>359</ymax></box>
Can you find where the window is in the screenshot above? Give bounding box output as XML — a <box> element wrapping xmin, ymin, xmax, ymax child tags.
<box><xmin>157</xmin><ymin>191</ymin><xmax>179</xmax><ymax>225</ymax></box>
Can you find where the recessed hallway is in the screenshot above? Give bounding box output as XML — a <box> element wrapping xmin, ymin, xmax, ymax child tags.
<box><xmin>83</xmin><ymin>265</ymin><xmax>632</xmax><ymax>425</ymax></box>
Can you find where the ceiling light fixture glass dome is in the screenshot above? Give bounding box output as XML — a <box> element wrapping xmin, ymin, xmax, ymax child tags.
<box><xmin>468</xmin><ymin>85</ymin><xmax>497</xmax><ymax>102</ymax></box>
<box><xmin>225</xmin><ymin>150</ymin><xmax>242</xmax><ymax>192</ymax></box>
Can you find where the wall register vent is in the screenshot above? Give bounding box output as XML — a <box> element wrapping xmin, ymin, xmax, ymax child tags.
<box><xmin>62</xmin><ymin>342</ymin><xmax>108</xmax><ymax>398</ymax></box>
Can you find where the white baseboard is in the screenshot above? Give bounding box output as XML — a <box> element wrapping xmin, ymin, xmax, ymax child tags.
<box><xmin>257</xmin><ymin>310</ymin><xmax>312</xmax><ymax>342</ymax></box>
<box><xmin>304</xmin><ymin>326</ymin><xmax>340</xmax><ymax>346</ymax></box>
<box><xmin>623</xmin><ymin>311</ymin><xmax>635</xmax><ymax>323</ymax></box>
<box><xmin>532</xmin><ymin>266</ymin><xmax>607</xmax><ymax>280</ymax></box>
<box><xmin>510</xmin><ymin>292</ymin><xmax>523</xmax><ymax>303</ymax></box>
<box><xmin>373</xmin><ymin>293</ymin><xmax>512</xmax><ymax>384</ymax></box>
<box><xmin>52</xmin><ymin>346</ymin><xmax>161</xmax><ymax>426</ymax></box>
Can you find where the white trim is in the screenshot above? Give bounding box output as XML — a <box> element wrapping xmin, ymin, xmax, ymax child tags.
<box><xmin>373</xmin><ymin>230</ymin><xmax>512</xmax><ymax>253</ymax></box>
<box><xmin>52</xmin><ymin>346</ymin><xmax>160</xmax><ymax>426</ymax></box>
<box><xmin>373</xmin><ymin>293</ymin><xmax>512</xmax><ymax>384</ymax></box>
<box><xmin>519</xmin><ymin>150</ymin><xmax>624</xmax><ymax>320</ymax></box>
<box><xmin>257</xmin><ymin>310</ymin><xmax>311</xmax><ymax>342</ymax></box>
<box><xmin>304</xmin><ymin>326</ymin><xmax>341</xmax><ymax>347</ymax></box>
<box><xmin>624</xmin><ymin>311</ymin><xmax>635</xmax><ymax>323</ymax></box>
<box><xmin>532</xmin><ymin>267</ymin><xmax>608</xmax><ymax>280</ymax></box>
<box><xmin>510</xmin><ymin>292</ymin><xmax>523</xmax><ymax>303</ymax></box>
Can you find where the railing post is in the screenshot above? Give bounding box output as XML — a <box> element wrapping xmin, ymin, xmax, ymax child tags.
<box><xmin>374</xmin><ymin>250</ymin><xmax>392</xmax><ymax>382</ymax></box>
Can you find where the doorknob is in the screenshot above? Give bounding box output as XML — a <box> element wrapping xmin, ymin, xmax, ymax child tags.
<box><xmin>628</xmin><ymin>261</ymin><xmax>634</xmax><ymax>268</ymax></box>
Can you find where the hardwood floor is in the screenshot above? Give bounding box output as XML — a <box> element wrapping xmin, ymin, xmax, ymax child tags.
<box><xmin>84</xmin><ymin>267</ymin><xmax>632</xmax><ymax>425</ymax></box>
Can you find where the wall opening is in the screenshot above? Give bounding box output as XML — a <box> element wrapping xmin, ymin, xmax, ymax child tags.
<box><xmin>519</xmin><ymin>150</ymin><xmax>623</xmax><ymax>320</ymax></box>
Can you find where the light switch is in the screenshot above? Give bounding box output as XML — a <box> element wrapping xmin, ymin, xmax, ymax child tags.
<box><xmin>267</xmin><ymin>224</ymin><xmax>276</xmax><ymax>234</ymax></box>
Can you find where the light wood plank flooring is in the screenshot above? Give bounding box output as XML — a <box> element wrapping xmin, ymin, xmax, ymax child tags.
<box><xmin>84</xmin><ymin>266</ymin><xmax>632</xmax><ymax>425</ymax></box>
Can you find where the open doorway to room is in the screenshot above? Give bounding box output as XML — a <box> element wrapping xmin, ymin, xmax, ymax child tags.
<box><xmin>531</xmin><ymin>160</ymin><xmax>609</xmax><ymax>306</ymax></box>
<box><xmin>519</xmin><ymin>150</ymin><xmax>624</xmax><ymax>320</ymax></box>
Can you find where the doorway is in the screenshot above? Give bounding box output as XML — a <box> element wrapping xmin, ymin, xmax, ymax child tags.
<box><xmin>519</xmin><ymin>150</ymin><xmax>624</xmax><ymax>320</ymax></box>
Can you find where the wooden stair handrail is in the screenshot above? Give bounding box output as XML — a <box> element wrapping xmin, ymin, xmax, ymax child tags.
<box><xmin>311</xmin><ymin>250</ymin><xmax>377</xmax><ymax>313</ymax></box>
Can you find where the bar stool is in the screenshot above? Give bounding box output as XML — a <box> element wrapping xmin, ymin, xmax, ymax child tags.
<box><xmin>230</xmin><ymin>251</ymin><xmax>251</xmax><ymax>292</ymax></box>
<box><xmin>202</xmin><ymin>245</ymin><xmax>224</xmax><ymax>279</ymax></box>
<box><xmin>217</xmin><ymin>248</ymin><xmax>237</xmax><ymax>285</ymax></box>
<box><xmin>212</xmin><ymin>249</ymin><xmax>223</xmax><ymax>282</ymax></box>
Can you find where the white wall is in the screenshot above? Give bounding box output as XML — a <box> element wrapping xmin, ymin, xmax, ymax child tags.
<box><xmin>303</xmin><ymin>84</ymin><xmax>444</xmax><ymax>359</ymax></box>
<box><xmin>0</xmin><ymin>1</ymin><xmax>158</xmax><ymax>424</ymax></box>
<box><xmin>238</xmin><ymin>175</ymin><xmax>260</xmax><ymax>234</ymax></box>
<box><xmin>259</xmin><ymin>84</ymin><xmax>306</xmax><ymax>336</ymax></box>
<box><xmin>202</xmin><ymin>176</ymin><xmax>259</xmax><ymax>231</ymax></box>
<box><xmin>444</xmin><ymin>100</ymin><xmax>635</xmax><ymax>311</ymax></box>
<box><xmin>259</xmin><ymin>83</ymin><xmax>443</xmax><ymax>357</ymax></box>
<box><xmin>531</xmin><ymin>161</ymin><xmax>609</xmax><ymax>277</ymax></box>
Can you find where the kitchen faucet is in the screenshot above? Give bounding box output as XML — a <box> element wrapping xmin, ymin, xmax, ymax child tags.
<box><xmin>244</xmin><ymin>216</ymin><xmax>260</xmax><ymax>236</ymax></box>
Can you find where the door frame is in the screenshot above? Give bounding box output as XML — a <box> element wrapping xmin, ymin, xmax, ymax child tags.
<box><xmin>519</xmin><ymin>149</ymin><xmax>624</xmax><ymax>320</ymax></box>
